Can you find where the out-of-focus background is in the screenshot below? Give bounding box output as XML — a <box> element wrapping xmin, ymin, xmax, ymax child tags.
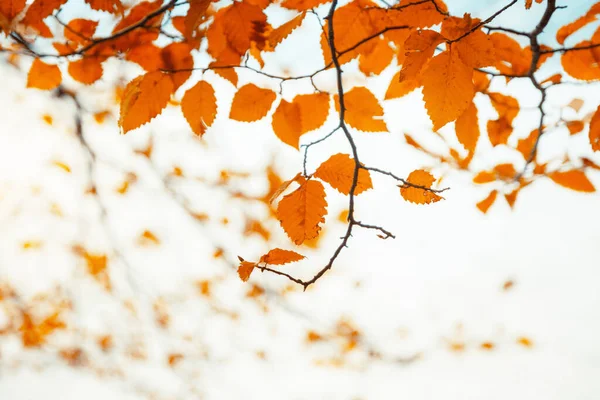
<box><xmin>1</xmin><ymin>0</ymin><xmax>599</xmax><ymax>399</ymax></box>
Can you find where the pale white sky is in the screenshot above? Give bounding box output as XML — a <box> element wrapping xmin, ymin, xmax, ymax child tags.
<box><xmin>1</xmin><ymin>1</ymin><xmax>599</xmax><ymax>399</ymax></box>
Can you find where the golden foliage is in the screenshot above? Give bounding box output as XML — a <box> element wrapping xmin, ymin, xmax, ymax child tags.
<box><xmin>181</xmin><ymin>81</ymin><xmax>218</xmax><ymax>136</ymax></box>
<box><xmin>277</xmin><ymin>179</ymin><xmax>327</xmax><ymax>245</ymax></box>
<box><xmin>314</xmin><ymin>153</ymin><xmax>373</xmax><ymax>195</ymax></box>
<box><xmin>229</xmin><ymin>84</ymin><xmax>276</xmax><ymax>122</ymax></box>
<box><xmin>399</xmin><ymin>170</ymin><xmax>443</xmax><ymax>204</ymax></box>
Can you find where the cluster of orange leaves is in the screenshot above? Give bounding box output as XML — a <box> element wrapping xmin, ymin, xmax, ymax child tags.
<box><xmin>5</xmin><ymin>0</ymin><xmax>600</xmax><ymax>283</ymax></box>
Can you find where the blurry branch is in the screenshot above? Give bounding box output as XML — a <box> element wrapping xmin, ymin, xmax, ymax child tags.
<box><xmin>54</xmin><ymin>87</ymin><xmax>140</xmax><ymax>293</ymax></box>
<box><xmin>447</xmin><ymin>0</ymin><xmax>518</xmax><ymax>44</ymax></box>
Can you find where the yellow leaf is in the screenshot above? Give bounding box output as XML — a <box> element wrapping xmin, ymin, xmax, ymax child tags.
<box><xmin>399</xmin><ymin>169</ymin><xmax>443</xmax><ymax>204</ymax></box>
<box><xmin>181</xmin><ymin>81</ymin><xmax>217</xmax><ymax>136</ymax></box>
<box><xmin>52</xmin><ymin>161</ymin><xmax>71</xmax><ymax>173</ymax></box>
<box><xmin>277</xmin><ymin>179</ymin><xmax>327</xmax><ymax>245</ymax></box>
<box><xmin>229</xmin><ymin>84</ymin><xmax>276</xmax><ymax>122</ymax></box>
<box><xmin>314</xmin><ymin>153</ymin><xmax>373</xmax><ymax>195</ymax></box>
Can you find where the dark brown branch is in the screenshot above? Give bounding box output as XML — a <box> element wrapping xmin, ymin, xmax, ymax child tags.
<box><xmin>362</xmin><ymin>166</ymin><xmax>450</xmax><ymax>193</ymax></box>
<box><xmin>447</xmin><ymin>0</ymin><xmax>518</xmax><ymax>44</ymax></box>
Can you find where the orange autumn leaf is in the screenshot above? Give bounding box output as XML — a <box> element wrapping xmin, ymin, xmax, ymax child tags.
<box><xmin>561</xmin><ymin>41</ymin><xmax>600</xmax><ymax>81</ymax></box>
<box><xmin>20</xmin><ymin>311</ymin><xmax>66</xmax><ymax>348</ymax></box>
<box><xmin>399</xmin><ymin>30</ymin><xmax>444</xmax><ymax>83</ymax></box>
<box><xmin>566</xmin><ymin>120</ymin><xmax>585</xmax><ymax>135</ymax></box>
<box><xmin>211</xmin><ymin>1</ymin><xmax>266</xmax><ymax>56</ymax></box>
<box><xmin>494</xmin><ymin>163</ymin><xmax>517</xmax><ymax>180</ymax></box>
<box><xmin>473</xmin><ymin>170</ymin><xmax>496</xmax><ymax>184</ymax></box>
<box><xmin>281</xmin><ymin>0</ymin><xmax>328</xmax><ymax>10</ymax></box>
<box><xmin>358</xmin><ymin>38</ymin><xmax>394</xmax><ymax>76</ymax></box>
<box><xmin>487</xmin><ymin>117</ymin><xmax>512</xmax><ymax>146</ymax></box>
<box><xmin>237</xmin><ymin>257</ymin><xmax>256</xmax><ymax>282</ymax></box>
<box><xmin>489</xmin><ymin>32</ymin><xmax>530</xmax><ymax>75</ymax></box>
<box><xmin>335</xmin><ymin>86</ymin><xmax>387</xmax><ymax>132</ymax></box>
<box><xmin>27</xmin><ymin>59</ymin><xmax>62</xmax><ymax>90</ymax></box>
<box><xmin>269</xmin><ymin>172</ymin><xmax>304</xmax><ymax>204</ymax></box>
<box><xmin>229</xmin><ymin>84</ymin><xmax>276</xmax><ymax>122</ymax></box>
<box><xmin>476</xmin><ymin>190</ymin><xmax>497</xmax><ymax>213</ymax></box>
<box><xmin>541</xmin><ymin>73</ymin><xmax>562</xmax><ymax>85</ymax></box>
<box><xmin>21</xmin><ymin>0</ymin><xmax>68</xmax><ymax>37</ymax></box>
<box><xmin>181</xmin><ymin>80</ymin><xmax>217</xmax><ymax>136</ymax></box>
<box><xmin>259</xmin><ymin>248</ymin><xmax>305</xmax><ymax>265</ymax></box>
<box><xmin>488</xmin><ymin>92</ymin><xmax>520</xmax><ymax>123</ymax></box>
<box><xmin>84</xmin><ymin>0</ymin><xmax>123</xmax><ymax>13</ymax></box>
<box><xmin>505</xmin><ymin>189</ymin><xmax>519</xmax><ymax>209</ymax></box>
<box><xmin>421</xmin><ymin>49</ymin><xmax>474</xmax><ymax>130</ymax></box>
<box><xmin>589</xmin><ymin>105</ymin><xmax>600</xmax><ymax>151</ymax></box>
<box><xmin>119</xmin><ymin>71</ymin><xmax>173</xmax><ymax>133</ymax></box>
<box><xmin>455</xmin><ymin>101</ymin><xmax>479</xmax><ymax>153</ymax></box>
<box><xmin>161</xmin><ymin>42</ymin><xmax>194</xmax><ymax>91</ymax></box>
<box><xmin>399</xmin><ymin>169</ymin><xmax>443</xmax><ymax>204</ymax></box>
<box><xmin>64</xmin><ymin>19</ymin><xmax>98</xmax><ymax>44</ymax></box>
<box><xmin>271</xmin><ymin>92</ymin><xmax>329</xmax><ymax>148</ymax></box>
<box><xmin>267</xmin><ymin>12</ymin><xmax>306</xmax><ymax>49</ymax></box>
<box><xmin>549</xmin><ymin>170</ymin><xmax>595</xmax><ymax>192</ymax></box>
<box><xmin>526</xmin><ymin>0</ymin><xmax>543</xmax><ymax>8</ymax></box>
<box><xmin>68</xmin><ymin>57</ymin><xmax>104</xmax><ymax>84</ymax></box>
<box><xmin>517</xmin><ymin>129</ymin><xmax>539</xmax><ymax>160</ymax></box>
<box><xmin>277</xmin><ymin>179</ymin><xmax>327</xmax><ymax>245</ymax></box>
<box><xmin>138</xmin><ymin>229</ymin><xmax>161</xmax><ymax>245</ymax></box>
<box><xmin>313</xmin><ymin>153</ymin><xmax>373</xmax><ymax>195</ymax></box>
<box><xmin>556</xmin><ymin>2</ymin><xmax>600</xmax><ymax>44</ymax></box>
<box><xmin>385</xmin><ymin>71</ymin><xmax>418</xmax><ymax>100</ymax></box>
<box><xmin>441</xmin><ymin>15</ymin><xmax>496</xmax><ymax>68</ymax></box>
<box><xmin>184</xmin><ymin>0</ymin><xmax>211</xmax><ymax>40</ymax></box>
<box><xmin>0</xmin><ymin>0</ymin><xmax>26</xmax><ymax>31</ymax></box>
